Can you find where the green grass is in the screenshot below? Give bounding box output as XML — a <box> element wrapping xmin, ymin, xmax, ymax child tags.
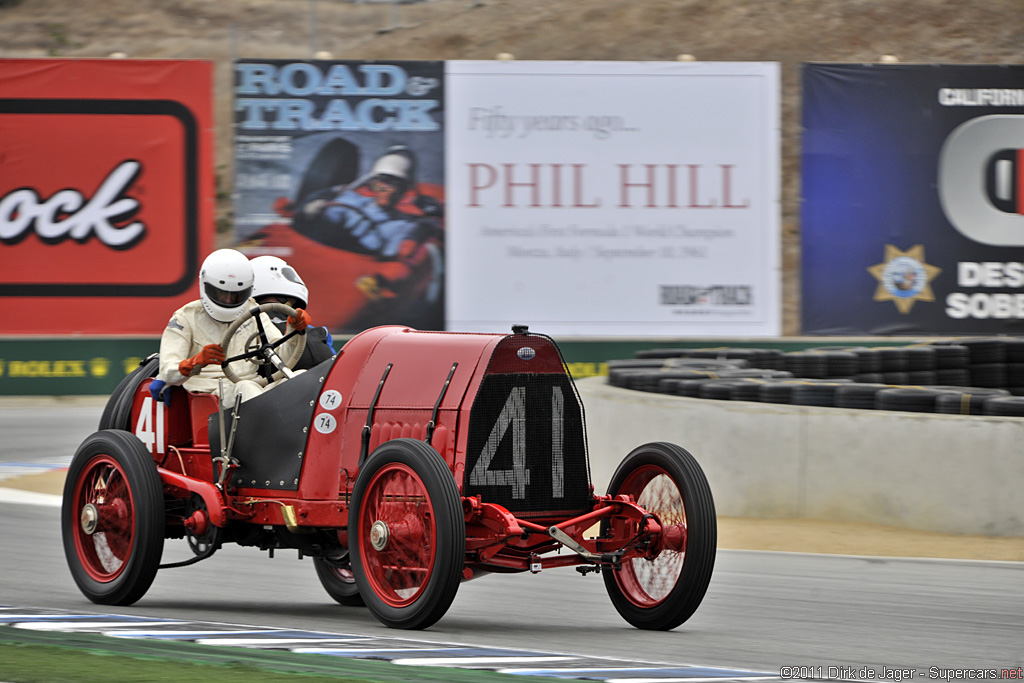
<box><xmin>0</xmin><ymin>627</ymin><xmax>565</xmax><ymax>683</ymax></box>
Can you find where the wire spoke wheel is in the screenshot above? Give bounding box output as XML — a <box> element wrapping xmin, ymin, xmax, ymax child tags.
<box><xmin>361</xmin><ymin>465</ymin><xmax>434</xmax><ymax>605</ymax></box>
<box><xmin>603</xmin><ymin>442</ymin><xmax>716</xmax><ymax>630</ymax></box>
<box><xmin>62</xmin><ymin>430</ymin><xmax>165</xmax><ymax>606</ymax></box>
<box><xmin>73</xmin><ymin>456</ymin><xmax>134</xmax><ymax>581</ymax></box>
<box><xmin>617</xmin><ymin>467</ymin><xmax>687</xmax><ymax>606</ymax></box>
<box><xmin>350</xmin><ymin>439</ymin><xmax>463</xmax><ymax>629</ymax></box>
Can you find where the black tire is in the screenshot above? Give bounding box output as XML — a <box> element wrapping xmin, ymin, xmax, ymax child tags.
<box><xmin>667</xmin><ymin>358</ymin><xmax>749</xmax><ymax>371</ymax></box>
<box><xmin>313</xmin><ymin>555</ymin><xmax>365</xmax><ymax>607</ymax></box>
<box><xmin>834</xmin><ymin>383</ymin><xmax>888</xmax><ymax>410</ymax></box>
<box><xmin>982</xmin><ymin>395</ymin><xmax>1024</xmax><ymax>416</ymax></box>
<box><xmin>815</xmin><ymin>350</ymin><xmax>860</xmax><ymax>378</ymax></box>
<box><xmin>904</xmin><ymin>346</ymin><xmax>937</xmax><ymax>371</ymax></box>
<box><xmin>98</xmin><ymin>354</ymin><xmax>159</xmax><ymax>431</ymax></box>
<box><xmin>602</xmin><ymin>442</ymin><xmax>716</xmax><ymax>631</ymax></box>
<box><xmin>960</xmin><ymin>338</ymin><xmax>1006</xmax><ymax>365</ymax></box>
<box><xmin>726</xmin><ymin>378</ymin><xmax>770</xmax><ymax>401</ymax></box>
<box><xmin>968</xmin><ymin>363</ymin><xmax>1008</xmax><ymax>389</ymax></box>
<box><xmin>350</xmin><ymin>439</ymin><xmax>464</xmax><ymax>629</ymax></box>
<box><xmin>879</xmin><ymin>347</ymin><xmax>909</xmax><ymax>372</ymax></box>
<box><xmin>784</xmin><ymin>352</ymin><xmax>828</xmax><ymax>379</ymax></box>
<box><xmin>699</xmin><ymin>381</ymin><xmax>739</xmax><ymax>400</ymax></box>
<box><xmin>930</xmin><ymin>344</ymin><xmax>970</xmax><ymax>370</ymax></box>
<box><xmin>62</xmin><ymin>430</ymin><xmax>165</xmax><ymax>605</ymax></box>
<box><xmin>907</xmin><ymin>370</ymin><xmax>938</xmax><ymax>386</ymax></box>
<box><xmin>674</xmin><ymin>378</ymin><xmax>718</xmax><ymax>397</ymax></box>
<box><xmin>791</xmin><ymin>381</ymin><xmax>847</xmax><ymax>407</ymax></box>
<box><xmin>935</xmin><ymin>391</ymin><xmax>990</xmax><ymax>415</ymax></box>
<box><xmin>875</xmin><ymin>387</ymin><xmax>943</xmax><ymax>413</ymax></box>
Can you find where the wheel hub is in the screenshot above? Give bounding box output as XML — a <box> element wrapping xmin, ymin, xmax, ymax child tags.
<box><xmin>369</xmin><ymin>520</ymin><xmax>390</xmax><ymax>551</ymax></box>
<box><xmin>80</xmin><ymin>503</ymin><xmax>99</xmax><ymax>535</ymax></box>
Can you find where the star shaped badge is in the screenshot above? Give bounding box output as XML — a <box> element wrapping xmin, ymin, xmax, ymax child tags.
<box><xmin>867</xmin><ymin>244</ymin><xmax>941</xmax><ymax>314</ymax></box>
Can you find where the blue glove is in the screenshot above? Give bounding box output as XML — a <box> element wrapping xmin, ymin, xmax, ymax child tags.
<box><xmin>149</xmin><ymin>379</ymin><xmax>172</xmax><ymax>407</ymax></box>
<box><xmin>323</xmin><ymin>327</ymin><xmax>334</xmax><ymax>350</ymax></box>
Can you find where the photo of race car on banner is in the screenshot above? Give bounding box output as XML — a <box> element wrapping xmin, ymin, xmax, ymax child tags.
<box><xmin>233</xmin><ymin>59</ymin><xmax>446</xmax><ymax>334</ymax></box>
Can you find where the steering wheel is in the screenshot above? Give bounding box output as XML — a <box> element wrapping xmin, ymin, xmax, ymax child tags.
<box><xmin>219</xmin><ymin>302</ymin><xmax>307</xmax><ymax>384</ymax></box>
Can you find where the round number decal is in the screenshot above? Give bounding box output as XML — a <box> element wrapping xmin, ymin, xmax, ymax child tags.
<box><xmin>314</xmin><ymin>413</ymin><xmax>337</xmax><ymax>434</ymax></box>
<box><xmin>319</xmin><ymin>390</ymin><xmax>343</xmax><ymax>411</ymax></box>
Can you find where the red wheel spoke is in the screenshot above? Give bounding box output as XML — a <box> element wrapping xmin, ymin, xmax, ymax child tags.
<box><xmin>360</xmin><ymin>463</ymin><xmax>437</xmax><ymax>607</ymax></box>
<box><xmin>616</xmin><ymin>466</ymin><xmax>686</xmax><ymax>607</ymax></box>
<box><xmin>72</xmin><ymin>456</ymin><xmax>135</xmax><ymax>582</ymax></box>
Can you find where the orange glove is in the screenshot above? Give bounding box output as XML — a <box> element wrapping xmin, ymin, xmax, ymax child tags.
<box><xmin>178</xmin><ymin>343</ymin><xmax>226</xmax><ymax>377</ymax></box>
<box><xmin>287</xmin><ymin>308</ymin><xmax>311</xmax><ymax>331</ymax></box>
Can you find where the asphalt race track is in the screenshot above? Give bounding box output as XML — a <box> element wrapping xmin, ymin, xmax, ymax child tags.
<box><xmin>1</xmin><ymin>399</ymin><xmax>1022</xmax><ymax>680</ymax></box>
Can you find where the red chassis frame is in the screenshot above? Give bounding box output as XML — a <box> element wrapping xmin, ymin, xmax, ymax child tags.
<box><xmin>142</xmin><ymin>414</ymin><xmax>681</xmax><ymax>577</ymax></box>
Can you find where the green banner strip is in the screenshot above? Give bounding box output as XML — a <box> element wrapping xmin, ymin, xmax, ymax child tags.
<box><xmin>0</xmin><ymin>336</ymin><xmax>917</xmax><ymax>396</ymax></box>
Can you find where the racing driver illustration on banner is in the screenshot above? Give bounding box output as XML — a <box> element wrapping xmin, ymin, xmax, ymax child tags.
<box><xmin>239</xmin><ymin>136</ymin><xmax>445</xmax><ymax>334</ymax></box>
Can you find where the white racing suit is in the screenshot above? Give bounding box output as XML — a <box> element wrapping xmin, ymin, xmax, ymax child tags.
<box><xmin>158</xmin><ymin>299</ymin><xmax>304</xmax><ymax>406</ymax></box>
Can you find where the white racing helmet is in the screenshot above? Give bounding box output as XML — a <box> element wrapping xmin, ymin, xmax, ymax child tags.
<box><xmin>370</xmin><ymin>145</ymin><xmax>416</xmax><ymax>184</ymax></box>
<box><xmin>199</xmin><ymin>249</ymin><xmax>254</xmax><ymax>323</ymax></box>
<box><xmin>250</xmin><ymin>255</ymin><xmax>309</xmax><ymax>309</ymax></box>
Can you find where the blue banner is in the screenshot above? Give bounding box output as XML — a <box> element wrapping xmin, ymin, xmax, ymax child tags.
<box><xmin>801</xmin><ymin>63</ymin><xmax>1024</xmax><ymax>335</ymax></box>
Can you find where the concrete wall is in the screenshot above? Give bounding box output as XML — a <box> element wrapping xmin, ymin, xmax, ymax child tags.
<box><xmin>575</xmin><ymin>376</ymin><xmax>1024</xmax><ymax>537</ymax></box>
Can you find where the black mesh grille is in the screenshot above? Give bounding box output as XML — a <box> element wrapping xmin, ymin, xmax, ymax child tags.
<box><xmin>463</xmin><ymin>371</ymin><xmax>590</xmax><ymax>516</ymax></box>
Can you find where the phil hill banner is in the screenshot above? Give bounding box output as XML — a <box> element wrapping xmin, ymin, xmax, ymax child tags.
<box><xmin>445</xmin><ymin>60</ymin><xmax>780</xmax><ymax>337</ymax></box>
<box><xmin>232</xmin><ymin>59</ymin><xmax>780</xmax><ymax>337</ymax></box>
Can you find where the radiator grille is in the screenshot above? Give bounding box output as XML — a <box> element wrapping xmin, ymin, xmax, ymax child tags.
<box><xmin>464</xmin><ymin>372</ymin><xmax>590</xmax><ymax>516</ymax></box>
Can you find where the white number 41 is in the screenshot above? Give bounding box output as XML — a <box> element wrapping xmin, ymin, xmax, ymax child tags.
<box><xmin>135</xmin><ymin>396</ymin><xmax>165</xmax><ymax>455</ymax></box>
<box><xmin>468</xmin><ymin>386</ymin><xmax>565</xmax><ymax>500</ymax></box>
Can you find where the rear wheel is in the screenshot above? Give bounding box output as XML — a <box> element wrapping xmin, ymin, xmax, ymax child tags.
<box><xmin>603</xmin><ymin>442</ymin><xmax>716</xmax><ymax>630</ymax></box>
<box><xmin>350</xmin><ymin>439</ymin><xmax>464</xmax><ymax>629</ymax></box>
<box><xmin>62</xmin><ymin>430</ymin><xmax>165</xmax><ymax>605</ymax></box>
<box><xmin>313</xmin><ymin>554</ymin><xmax>365</xmax><ymax>606</ymax></box>
<box><xmin>98</xmin><ymin>354</ymin><xmax>159</xmax><ymax>431</ymax></box>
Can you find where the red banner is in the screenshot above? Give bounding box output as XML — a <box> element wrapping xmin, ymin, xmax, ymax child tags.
<box><xmin>0</xmin><ymin>59</ymin><xmax>214</xmax><ymax>334</ymax></box>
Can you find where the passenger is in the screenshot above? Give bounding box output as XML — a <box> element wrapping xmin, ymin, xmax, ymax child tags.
<box><xmin>250</xmin><ymin>255</ymin><xmax>335</xmax><ymax>379</ymax></box>
<box><xmin>149</xmin><ymin>249</ymin><xmax>311</xmax><ymax>407</ymax></box>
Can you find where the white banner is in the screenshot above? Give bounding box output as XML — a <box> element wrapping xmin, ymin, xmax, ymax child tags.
<box><xmin>446</xmin><ymin>61</ymin><xmax>780</xmax><ymax>336</ymax></box>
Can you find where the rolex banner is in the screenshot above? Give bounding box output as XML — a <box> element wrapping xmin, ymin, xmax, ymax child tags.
<box><xmin>802</xmin><ymin>63</ymin><xmax>1024</xmax><ymax>335</ymax></box>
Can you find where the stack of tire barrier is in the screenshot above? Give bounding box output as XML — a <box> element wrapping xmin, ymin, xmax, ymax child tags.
<box><xmin>605</xmin><ymin>338</ymin><xmax>1024</xmax><ymax>416</ymax></box>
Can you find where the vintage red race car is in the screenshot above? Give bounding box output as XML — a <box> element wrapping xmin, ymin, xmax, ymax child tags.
<box><xmin>62</xmin><ymin>313</ymin><xmax>716</xmax><ymax>630</ymax></box>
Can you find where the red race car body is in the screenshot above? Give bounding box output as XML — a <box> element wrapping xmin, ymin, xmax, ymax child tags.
<box><xmin>63</xmin><ymin>323</ymin><xmax>716</xmax><ymax>631</ymax></box>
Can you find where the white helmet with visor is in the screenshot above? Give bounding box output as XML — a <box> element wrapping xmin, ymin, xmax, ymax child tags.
<box><xmin>250</xmin><ymin>255</ymin><xmax>309</xmax><ymax>310</ymax></box>
<box><xmin>199</xmin><ymin>249</ymin><xmax>254</xmax><ymax>323</ymax></box>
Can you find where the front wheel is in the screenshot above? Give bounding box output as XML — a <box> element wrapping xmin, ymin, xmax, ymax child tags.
<box><xmin>61</xmin><ymin>430</ymin><xmax>165</xmax><ymax>605</ymax></box>
<box><xmin>350</xmin><ymin>439</ymin><xmax>464</xmax><ymax>629</ymax></box>
<box><xmin>603</xmin><ymin>442</ymin><xmax>716</xmax><ymax>630</ymax></box>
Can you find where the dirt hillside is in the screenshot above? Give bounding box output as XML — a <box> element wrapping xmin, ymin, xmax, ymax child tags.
<box><xmin>2</xmin><ymin>0</ymin><xmax>1023</xmax><ymax>334</ymax></box>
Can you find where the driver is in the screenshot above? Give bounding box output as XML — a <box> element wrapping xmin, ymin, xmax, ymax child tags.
<box><xmin>250</xmin><ymin>255</ymin><xmax>335</xmax><ymax>378</ymax></box>
<box><xmin>293</xmin><ymin>145</ymin><xmax>443</xmax><ymax>304</ymax></box>
<box><xmin>150</xmin><ymin>248</ymin><xmax>311</xmax><ymax>407</ymax></box>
